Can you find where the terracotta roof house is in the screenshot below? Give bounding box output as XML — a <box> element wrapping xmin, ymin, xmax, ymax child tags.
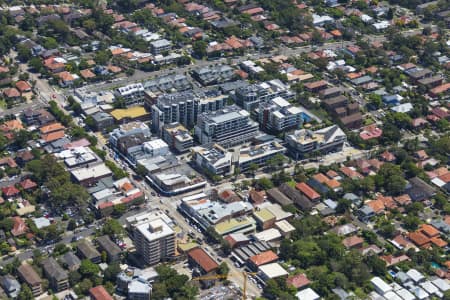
<box><xmin>377</xmin><ymin>195</ymin><xmax>397</xmax><ymax>210</ymax></box>
<box><xmin>380</xmin><ymin>254</ymin><xmax>411</xmax><ymax>267</ymax></box>
<box><xmin>286</xmin><ymin>274</ymin><xmax>310</xmax><ymax>290</ymax></box>
<box><xmin>249</xmin><ymin>189</ymin><xmax>266</xmax><ymax>204</ymax></box>
<box><xmin>366</xmin><ymin>199</ymin><xmax>385</xmax><ymax>214</ymax></box>
<box><xmin>411</xmin><ymin>117</ymin><xmax>428</xmax><ymax>128</ymax></box>
<box><xmin>248</xmin><ymin>250</ymin><xmax>278</xmax><ymax>269</ymax></box>
<box><xmin>415</xmin><ymin>150</ymin><xmax>428</xmax><ymax>161</ymax></box>
<box><xmin>40</xmin><ymin>122</ymin><xmax>65</xmax><ymax>134</ymax></box>
<box><xmin>2</xmin><ymin>186</ymin><xmax>20</xmax><ymax>198</ymax></box>
<box><xmin>20</xmin><ymin>179</ymin><xmax>37</xmax><ymax>190</ymax></box>
<box><xmin>340</xmin><ymin>166</ymin><xmax>364</xmax><ymax>179</ymax></box>
<box><xmin>391</xmin><ymin>234</ymin><xmax>415</xmax><ymax>250</ymax></box>
<box><xmin>11</xmin><ymin>216</ymin><xmax>28</xmax><ymax>236</ymax></box>
<box><xmin>295</xmin><ymin>182</ymin><xmax>320</xmax><ymax>201</ymax></box>
<box><xmin>342</xmin><ymin>235</ymin><xmax>364</xmax><ymax>249</ymax></box>
<box><xmin>380</xmin><ymin>151</ymin><xmax>396</xmax><ymax>162</ymax></box>
<box><xmin>326</xmin><ymin>170</ymin><xmax>340</xmax><ymax>179</ymax></box>
<box><xmin>218</xmin><ymin>190</ymin><xmax>240</xmax><ymax>203</ymax></box>
<box><xmin>408</xmin><ymin>231</ymin><xmax>431</xmax><ymax>248</ymax></box>
<box><xmin>0</xmin><ymin>157</ymin><xmax>18</xmax><ymax>168</ymax></box>
<box><xmin>430</xmin><ymin>237</ymin><xmax>448</xmax><ymax>248</ymax></box>
<box><xmin>0</xmin><ymin>120</ymin><xmax>24</xmax><ymax>132</ymax></box>
<box><xmin>15</xmin><ymin>81</ymin><xmax>32</xmax><ymax>93</ymax></box>
<box><xmin>419</xmin><ymin>224</ymin><xmax>440</xmax><ymax>238</ymax></box>
<box><xmin>3</xmin><ymin>88</ymin><xmax>21</xmax><ymax>99</ymax></box>
<box><xmin>80</xmin><ymin>69</ymin><xmax>96</xmax><ymax>79</ymax></box>
<box><xmin>42</xmin><ymin>131</ymin><xmax>65</xmax><ymax>143</ymax></box>
<box><xmin>187</xmin><ymin>247</ymin><xmax>219</xmax><ymax>274</ymax></box>
<box><xmin>89</xmin><ymin>285</ymin><xmax>113</xmax><ymax>300</ymax></box>
<box><xmin>394</xmin><ymin>194</ymin><xmax>412</xmax><ymax>206</ymax></box>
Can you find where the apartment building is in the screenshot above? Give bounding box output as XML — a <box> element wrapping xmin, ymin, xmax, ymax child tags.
<box><xmin>192</xmin><ymin>139</ymin><xmax>286</xmax><ymax>175</ymax></box>
<box><xmin>41</xmin><ymin>257</ymin><xmax>69</xmax><ymax>292</ymax></box>
<box><xmin>258</xmin><ymin>97</ymin><xmax>303</xmax><ymax>133</ymax></box>
<box><xmin>192</xmin><ymin>144</ymin><xmax>233</xmax><ymax>176</ymax></box>
<box><xmin>191</xmin><ymin>64</ymin><xmax>234</xmax><ymax>86</ymax></box>
<box><xmin>127</xmin><ymin>139</ymin><xmax>169</xmax><ymax>164</ymax></box>
<box><xmin>233</xmin><ymin>80</ymin><xmax>294</xmax><ymax>111</ymax></box>
<box><xmin>285</xmin><ymin>125</ymin><xmax>347</xmax><ymax>159</ymax></box>
<box><xmin>77</xmin><ymin>239</ymin><xmax>101</xmax><ymax>264</ymax></box>
<box><xmin>194</xmin><ymin>105</ymin><xmax>259</xmax><ymax>147</ymax></box>
<box><xmin>151</xmin><ymin>89</ymin><xmax>228</xmax><ymax>133</ymax></box>
<box><xmin>150</xmin><ymin>39</ymin><xmax>172</xmax><ymax>55</ymax></box>
<box><xmin>17</xmin><ymin>263</ymin><xmax>43</xmax><ymax>297</ymax></box>
<box><xmin>134</xmin><ymin>217</ymin><xmax>176</xmax><ymax>265</ymax></box>
<box><xmin>109</xmin><ymin>122</ymin><xmax>151</xmax><ymax>152</ymax></box>
<box><xmin>115</xmin><ymin>83</ymin><xmax>145</xmax><ymax>107</ymax></box>
<box><xmin>162</xmin><ymin>123</ymin><xmax>194</xmax><ymax>153</ymax></box>
<box><xmin>96</xmin><ymin>235</ymin><xmax>122</xmax><ymax>263</ymax></box>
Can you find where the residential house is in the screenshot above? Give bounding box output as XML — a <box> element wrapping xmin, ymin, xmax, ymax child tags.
<box><xmin>11</xmin><ymin>216</ymin><xmax>28</xmax><ymax>237</ymax></box>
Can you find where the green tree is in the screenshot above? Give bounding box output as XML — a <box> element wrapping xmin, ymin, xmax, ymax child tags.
<box><xmin>192</xmin><ymin>40</ymin><xmax>207</xmax><ymax>58</ymax></box>
<box><xmin>135</xmin><ymin>164</ymin><xmax>147</xmax><ymax>177</ymax></box>
<box><xmin>403</xmin><ymin>214</ymin><xmax>421</xmax><ymax>231</ymax></box>
<box><xmin>256</xmin><ymin>177</ymin><xmax>274</xmax><ymax>190</ymax></box>
<box><xmin>365</xmin><ymin>255</ymin><xmax>387</xmax><ymax>276</ymax></box>
<box><xmin>67</xmin><ymin>219</ymin><xmax>77</xmax><ymax>231</ymax></box>
<box><xmin>94</xmin><ymin>50</ymin><xmax>111</xmax><ymax>65</ymax></box>
<box><xmin>217</xmin><ymin>262</ymin><xmax>229</xmax><ymax>277</ymax></box>
<box><xmin>29</xmin><ymin>57</ymin><xmax>44</xmax><ymax>72</ymax></box>
<box><xmin>69</xmin><ymin>270</ymin><xmax>82</xmax><ymax>286</ymax></box>
<box><xmin>112</xmin><ymin>204</ymin><xmax>127</xmax><ymax>216</ymax></box>
<box><xmin>104</xmin><ymin>262</ymin><xmax>121</xmax><ymax>282</ymax></box>
<box><xmin>79</xmin><ymin>259</ymin><xmax>100</xmax><ymax>278</ymax></box>
<box><xmin>77</xmin><ymin>278</ymin><xmax>93</xmax><ymax>295</ymax></box>
<box><xmin>102</xmin><ymin>218</ymin><xmax>125</xmax><ymax>237</ymax></box>
<box><xmin>43</xmin><ymin>37</ymin><xmax>58</xmax><ymax>49</ymax></box>
<box><xmin>18</xmin><ymin>283</ymin><xmax>33</xmax><ymax>300</ymax></box>
<box><xmin>248</xmin><ymin>163</ymin><xmax>259</xmax><ymax>175</ymax></box>
<box><xmin>82</xmin><ymin>19</ymin><xmax>96</xmax><ymax>33</ymax></box>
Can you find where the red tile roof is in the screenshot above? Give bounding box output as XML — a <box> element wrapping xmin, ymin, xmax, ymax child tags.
<box><xmin>380</xmin><ymin>254</ymin><xmax>410</xmax><ymax>266</ymax></box>
<box><xmin>20</xmin><ymin>179</ymin><xmax>37</xmax><ymax>190</ymax></box>
<box><xmin>295</xmin><ymin>182</ymin><xmax>320</xmax><ymax>200</ymax></box>
<box><xmin>380</xmin><ymin>151</ymin><xmax>396</xmax><ymax>162</ymax></box>
<box><xmin>89</xmin><ymin>285</ymin><xmax>113</xmax><ymax>300</ymax></box>
<box><xmin>2</xmin><ymin>185</ymin><xmax>20</xmax><ymax>197</ymax></box>
<box><xmin>42</xmin><ymin>130</ymin><xmax>65</xmax><ymax>143</ymax></box>
<box><xmin>408</xmin><ymin>231</ymin><xmax>430</xmax><ymax>247</ymax></box>
<box><xmin>394</xmin><ymin>194</ymin><xmax>412</xmax><ymax>206</ymax></box>
<box><xmin>342</xmin><ymin>235</ymin><xmax>364</xmax><ymax>248</ymax></box>
<box><xmin>249</xmin><ymin>189</ymin><xmax>266</xmax><ymax>204</ymax></box>
<box><xmin>11</xmin><ymin>216</ymin><xmax>27</xmax><ymax>236</ymax></box>
<box><xmin>286</xmin><ymin>273</ymin><xmax>310</xmax><ymax>289</ymax></box>
<box><xmin>80</xmin><ymin>69</ymin><xmax>96</xmax><ymax>79</ymax></box>
<box><xmin>15</xmin><ymin>81</ymin><xmax>32</xmax><ymax>92</ymax></box>
<box><xmin>188</xmin><ymin>248</ymin><xmax>219</xmax><ymax>273</ymax></box>
<box><xmin>3</xmin><ymin>88</ymin><xmax>20</xmax><ymax>98</ymax></box>
<box><xmin>40</xmin><ymin>122</ymin><xmax>65</xmax><ymax>134</ymax></box>
<box><xmin>431</xmin><ymin>237</ymin><xmax>448</xmax><ymax>248</ymax></box>
<box><xmin>0</xmin><ymin>157</ymin><xmax>18</xmax><ymax>168</ymax></box>
<box><xmin>313</xmin><ymin>173</ymin><xmax>329</xmax><ymax>184</ymax></box>
<box><xmin>366</xmin><ymin>199</ymin><xmax>385</xmax><ymax>214</ymax></box>
<box><xmin>248</xmin><ymin>250</ymin><xmax>278</xmax><ymax>266</ymax></box>
<box><xmin>0</xmin><ymin>119</ymin><xmax>24</xmax><ymax>132</ymax></box>
<box><xmin>420</xmin><ymin>224</ymin><xmax>440</xmax><ymax>238</ymax></box>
